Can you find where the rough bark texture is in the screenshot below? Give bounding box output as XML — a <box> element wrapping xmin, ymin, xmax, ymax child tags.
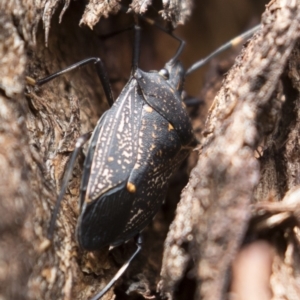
<box><xmin>160</xmin><ymin>1</ymin><xmax>300</xmax><ymax>300</ymax></box>
<box><xmin>1</xmin><ymin>0</ymin><xmax>299</xmax><ymax>300</ymax></box>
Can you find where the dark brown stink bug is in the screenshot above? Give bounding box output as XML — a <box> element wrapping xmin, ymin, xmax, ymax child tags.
<box><xmin>27</xmin><ymin>23</ymin><xmax>259</xmax><ymax>300</ymax></box>
<box><xmin>76</xmin><ymin>31</ymin><xmax>196</xmax><ymax>251</ymax></box>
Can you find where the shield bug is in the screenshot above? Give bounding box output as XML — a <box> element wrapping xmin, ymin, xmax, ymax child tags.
<box><xmin>27</xmin><ymin>21</ymin><xmax>259</xmax><ymax>300</ymax></box>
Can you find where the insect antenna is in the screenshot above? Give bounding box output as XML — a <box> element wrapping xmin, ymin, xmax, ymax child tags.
<box><xmin>186</xmin><ymin>24</ymin><xmax>260</xmax><ymax>75</ymax></box>
<box><xmin>137</xmin><ymin>15</ymin><xmax>185</xmax><ymax>63</ymax></box>
<box><xmin>132</xmin><ymin>24</ymin><xmax>141</xmax><ymax>74</ymax></box>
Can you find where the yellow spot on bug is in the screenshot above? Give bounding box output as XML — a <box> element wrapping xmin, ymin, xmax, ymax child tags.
<box><xmin>144</xmin><ymin>105</ymin><xmax>153</xmax><ymax>113</ymax></box>
<box><xmin>168</xmin><ymin>123</ymin><xmax>174</xmax><ymax>131</ymax></box>
<box><xmin>108</xmin><ymin>157</ymin><xmax>114</xmax><ymax>162</ymax></box>
<box><xmin>127</xmin><ymin>182</ymin><xmax>136</xmax><ymax>193</ymax></box>
<box><xmin>158</xmin><ymin>150</ymin><xmax>163</xmax><ymax>156</ymax></box>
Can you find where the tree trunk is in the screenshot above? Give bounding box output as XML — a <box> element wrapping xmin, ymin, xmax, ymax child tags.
<box><xmin>1</xmin><ymin>0</ymin><xmax>299</xmax><ymax>300</ymax></box>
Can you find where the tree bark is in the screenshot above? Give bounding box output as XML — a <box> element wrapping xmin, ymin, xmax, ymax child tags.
<box><xmin>160</xmin><ymin>1</ymin><xmax>300</xmax><ymax>300</ymax></box>
<box><xmin>1</xmin><ymin>0</ymin><xmax>299</xmax><ymax>300</ymax></box>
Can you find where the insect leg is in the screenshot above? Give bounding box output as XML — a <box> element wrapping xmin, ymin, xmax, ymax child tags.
<box><xmin>47</xmin><ymin>131</ymin><xmax>92</xmax><ymax>240</ymax></box>
<box><xmin>26</xmin><ymin>57</ymin><xmax>114</xmax><ymax>107</ymax></box>
<box><xmin>89</xmin><ymin>235</ymin><xmax>143</xmax><ymax>300</ymax></box>
<box><xmin>183</xmin><ymin>96</ymin><xmax>204</xmax><ymax>107</ymax></box>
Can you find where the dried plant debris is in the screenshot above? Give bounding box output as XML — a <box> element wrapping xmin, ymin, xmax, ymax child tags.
<box><xmin>80</xmin><ymin>0</ymin><xmax>193</xmax><ymax>28</ymax></box>
<box><xmin>253</xmin><ymin>187</ymin><xmax>300</xmax><ymax>233</ymax></box>
<box><xmin>159</xmin><ymin>1</ymin><xmax>300</xmax><ymax>299</ymax></box>
<box><xmin>159</xmin><ymin>0</ymin><xmax>193</xmax><ymax>27</ymax></box>
<box><xmin>250</xmin><ymin>186</ymin><xmax>300</xmax><ymax>300</ymax></box>
<box><xmin>39</xmin><ymin>0</ymin><xmax>193</xmax><ymax>44</ymax></box>
<box><xmin>79</xmin><ymin>0</ymin><xmax>122</xmax><ymax>30</ymax></box>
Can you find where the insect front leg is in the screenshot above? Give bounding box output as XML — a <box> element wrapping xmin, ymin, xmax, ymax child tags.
<box><xmin>26</xmin><ymin>57</ymin><xmax>114</xmax><ymax>107</ymax></box>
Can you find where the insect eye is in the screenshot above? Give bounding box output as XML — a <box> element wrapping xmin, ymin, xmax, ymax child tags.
<box><xmin>158</xmin><ymin>68</ymin><xmax>170</xmax><ymax>80</ymax></box>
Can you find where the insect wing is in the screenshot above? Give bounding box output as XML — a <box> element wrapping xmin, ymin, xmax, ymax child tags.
<box><xmin>113</xmin><ymin>103</ymin><xmax>189</xmax><ymax>242</ymax></box>
<box><xmin>78</xmin><ymin>181</ymin><xmax>135</xmax><ymax>250</ymax></box>
<box><xmin>85</xmin><ymin>79</ymin><xmax>143</xmax><ymax>203</ymax></box>
<box><xmin>79</xmin><ymin>110</ymin><xmax>108</xmax><ymax>209</ymax></box>
<box><xmin>77</xmin><ymin>79</ymin><xmax>144</xmax><ymax>249</ymax></box>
